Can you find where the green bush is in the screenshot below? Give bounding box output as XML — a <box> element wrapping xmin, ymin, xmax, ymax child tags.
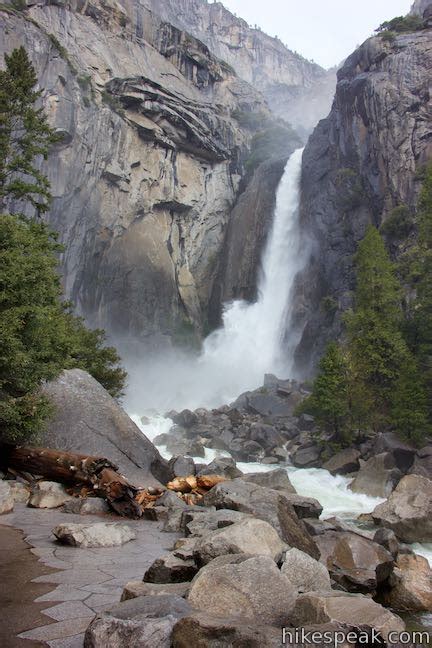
<box><xmin>376</xmin><ymin>15</ymin><xmax>424</xmax><ymax>36</ymax></box>
<box><xmin>101</xmin><ymin>89</ymin><xmax>125</xmax><ymax>116</ymax></box>
<box><xmin>380</xmin><ymin>205</ymin><xmax>413</xmax><ymax>239</ymax></box>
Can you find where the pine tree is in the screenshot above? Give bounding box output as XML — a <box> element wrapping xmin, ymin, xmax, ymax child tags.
<box><xmin>0</xmin><ymin>46</ymin><xmax>57</xmax><ymax>215</ymax></box>
<box><xmin>0</xmin><ymin>48</ymin><xmax>126</xmax><ymax>442</ymax></box>
<box><xmin>390</xmin><ymin>357</ymin><xmax>429</xmax><ymax>444</ymax></box>
<box><xmin>345</xmin><ymin>226</ymin><xmax>411</xmax><ymax>430</ymax></box>
<box><xmin>298</xmin><ymin>342</ymin><xmax>355</xmax><ymax>445</ymax></box>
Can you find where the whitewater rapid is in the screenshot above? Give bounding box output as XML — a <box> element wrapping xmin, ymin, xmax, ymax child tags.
<box><xmin>126</xmin><ymin>147</ymin><xmax>307</xmax><ymax>413</ymax></box>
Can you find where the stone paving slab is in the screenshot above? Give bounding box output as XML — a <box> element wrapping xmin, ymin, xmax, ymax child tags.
<box><xmin>1</xmin><ymin>502</ymin><xmax>179</xmax><ymax>646</ymax></box>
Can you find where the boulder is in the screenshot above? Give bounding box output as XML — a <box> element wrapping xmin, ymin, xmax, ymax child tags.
<box><xmin>172</xmin><ymin>611</ymin><xmax>284</xmax><ymax>647</ymax></box>
<box><xmin>291</xmin><ymin>445</ymin><xmax>321</xmax><ymax>468</ymax></box>
<box><xmin>322</xmin><ymin>448</ymin><xmax>360</xmax><ymax>476</ymax></box>
<box><xmin>372</xmin><ymin>528</ymin><xmax>400</xmax><ymax>558</ymax></box>
<box><xmin>29</xmin><ymin>481</ymin><xmax>72</xmax><ymax>509</ymax></box>
<box><xmin>41</xmin><ymin>369</ymin><xmax>168</xmax><ymax>486</ymax></box>
<box><xmin>144</xmin><ymin>552</ymin><xmax>199</xmax><ymax>583</ymax></box>
<box><xmin>8</xmin><ymin>480</ymin><xmax>30</xmax><ymax>504</ymax></box>
<box><xmin>228</xmin><ymin>438</ymin><xmax>265</xmax><ymax>462</ymax></box>
<box><xmin>384</xmin><ymin>553</ymin><xmax>432</xmax><ymax>612</ymax></box>
<box><xmin>171</xmin><ymin>409</ymin><xmax>198</xmax><ymax>428</ymax></box>
<box><xmin>183</xmin><ymin>509</ymin><xmax>252</xmax><ymax>537</ymax></box>
<box><xmin>63</xmin><ymin>498</ymin><xmax>110</xmax><ymax>515</ymax></box>
<box><xmin>281</xmin><ymin>547</ymin><xmax>331</xmax><ymax>593</ymax></box>
<box><xmin>52</xmin><ymin>522</ymin><xmax>136</xmax><ymax>548</ymax></box>
<box><xmin>85</xmin><ymin>594</ymin><xmax>191</xmax><ymax>648</ymax></box>
<box><xmin>188</xmin><ymin>555</ymin><xmax>297</xmax><ymax>625</ymax></box>
<box><xmin>349</xmin><ymin>453</ymin><xmax>402</xmax><ymax>498</ymax></box>
<box><xmin>0</xmin><ymin>480</ymin><xmax>13</xmax><ymax>514</ymax></box>
<box><xmin>196</xmin><ymin>457</ymin><xmax>242</xmax><ymax>479</ymax></box>
<box><xmin>193</xmin><ymin>518</ymin><xmax>286</xmax><ymax>565</ymax></box>
<box><xmin>168</xmin><ymin>456</ymin><xmax>196</xmax><ymax>478</ymax></box>
<box><xmin>240</xmin><ymin>468</ymin><xmax>296</xmax><ymax>492</ymax></box>
<box><xmin>372</xmin><ymin>474</ymin><xmax>432</xmax><ymax>542</ymax></box>
<box><xmin>121</xmin><ymin>581</ymin><xmax>190</xmax><ymax>601</ymax></box>
<box><xmin>291</xmin><ymin>591</ymin><xmax>404</xmax><ymax>642</ymax></box>
<box><xmin>202</xmin><ymin>479</ymin><xmax>320</xmax><ymax>558</ymax></box>
<box><xmin>316</xmin><ymin>530</ymin><xmax>394</xmax><ymax>593</ymax></box>
<box><xmin>282</xmin><ymin>493</ymin><xmax>322</xmax><ymax>519</ymax></box>
<box><xmin>409</xmin><ymin>448</ymin><xmax>432</xmax><ymax>479</ymax></box>
<box><xmin>249</xmin><ymin>423</ymin><xmax>284</xmax><ymax>450</ymax></box>
<box><xmin>372</xmin><ymin>433</ymin><xmax>416</xmax><ymax>472</ymax></box>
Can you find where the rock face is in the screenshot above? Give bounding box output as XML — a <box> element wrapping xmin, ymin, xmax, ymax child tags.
<box><xmin>293</xmin><ymin>26</ymin><xmax>432</xmax><ymax>374</ymax></box>
<box><xmin>53</xmin><ymin>522</ymin><xmax>136</xmax><ymax>548</ymax></box>
<box><xmin>41</xmin><ymin>369</ymin><xmax>168</xmax><ymax>486</ymax></box>
<box><xmin>350</xmin><ymin>453</ymin><xmax>402</xmax><ymax>498</ymax></box>
<box><xmin>187</xmin><ymin>554</ymin><xmax>297</xmax><ymax>625</ymax></box>
<box><xmin>372</xmin><ymin>474</ymin><xmax>432</xmax><ymax>542</ymax></box>
<box><xmin>0</xmin><ymin>0</ymin><xmax>319</xmax><ymax>344</ymax></box>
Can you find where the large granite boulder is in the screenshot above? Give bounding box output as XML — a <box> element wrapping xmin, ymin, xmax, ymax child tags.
<box><xmin>29</xmin><ymin>481</ymin><xmax>72</xmax><ymax>509</ymax></box>
<box><xmin>349</xmin><ymin>453</ymin><xmax>402</xmax><ymax>498</ymax></box>
<box><xmin>316</xmin><ymin>530</ymin><xmax>394</xmax><ymax>593</ymax></box>
<box><xmin>121</xmin><ymin>581</ymin><xmax>190</xmax><ymax>602</ymax></box>
<box><xmin>52</xmin><ymin>522</ymin><xmax>136</xmax><ymax>548</ymax></box>
<box><xmin>281</xmin><ymin>547</ymin><xmax>331</xmax><ymax>593</ymax></box>
<box><xmin>42</xmin><ymin>369</ymin><xmax>169</xmax><ymax>486</ymax></box>
<box><xmin>241</xmin><ymin>468</ymin><xmax>296</xmax><ymax>492</ymax></box>
<box><xmin>372</xmin><ymin>474</ymin><xmax>432</xmax><ymax>542</ymax></box>
<box><xmin>85</xmin><ymin>594</ymin><xmax>191</xmax><ymax>647</ymax></box>
<box><xmin>172</xmin><ymin>610</ymin><xmax>284</xmax><ymax>647</ymax></box>
<box><xmin>143</xmin><ymin>551</ymin><xmax>199</xmax><ymax>584</ymax></box>
<box><xmin>384</xmin><ymin>553</ymin><xmax>432</xmax><ymax>612</ymax></box>
<box><xmin>187</xmin><ymin>554</ymin><xmax>297</xmax><ymax>625</ymax></box>
<box><xmin>291</xmin><ymin>591</ymin><xmax>404</xmax><ymax>642</ymax></box>
<box><xmin>193</xmin><ymin>518</ymin><xmax>286</xmax><ymax>565</ymax></box>
<box><xmin>202</xmin><ymin>479</ymin><xmax>320</xmax><ymax>558</ymax></box>
<box><xmin>183</xmin><ymin>509</ymin><xmax>252</xmax><ymax>537</ymax></box>
<box><xmin>322</xmin><ymin>448</ymin><xmax>360</xmax><ymax>476</ymax></box>
<box><xmin>409</xmin><ymin>446</ymin><xmax>432</xmax><ymax>479</ymax></box>
<box><xmin>0</xmin><ymin>480</ymin><xmax>13</xmax><ymax>514</ymax></box>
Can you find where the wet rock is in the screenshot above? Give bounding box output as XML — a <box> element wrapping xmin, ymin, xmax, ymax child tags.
<box><xmin>193</xmin><ymin>518</ymin><xmax>287</xmax><ymax>565</ymax></box>
<box><xmin>409</xmin><ymin>447</ymin><xmax>432</xmax><ymax>479</ymax></box>
<box><xmin>188</xmin><ymin>554</ymin><xmax>297</xmax><ymax>625</ymax></box>
<box><xmin>52</xmin><ymin>522</ymin><xmax>136</xmax><ymax>548</ymax></box>
<box><xmin>172</xmin><ymin>610</ymin><xmax>284</xmax><ymax>647</ymax></box>
<box><xmin>121</xmin><ymin>581</ymin><xmax>190</xmax><ymax>601</ymax></box>
<box><xmin>372</xmin><ymin>433</ymin><xmax>416</xmax><ymax>473</ymax></box>
<box><xmin>197</xmin><ymin>457</ymin><xmax>243</xmax><ymax>479</ymax></box>
<box><xmin>322</xmin><ymin>448</ymin><xmax>360</xmax><ymax>476</ymax></box>
<box><xmin>172</xmin><ymin>410</ymin><xmax>199</xmax><ymax>428</ymax></box>
<box><xmin>281</xmin><ymin>547</ymin><xmax>332</xmax><ymax>593</ymax></box>
<box><xmin>283</xmin><ymin>493</ymin><xmax>322</xmax><ymax>519</ymax></box>
<box><xmin>168</xmin><ymin>456</ymin><xmax>196</xmax><ymax>478</ymax></box>
<box><xmin>29</xmin><ymin>481</ymin><xmax>72</xmax><ymax>509</ymax></box>
<box><xmin>316</xmin><ymin>530</ymin><xmax>394</xmax><ymax>593</ymax></box>
<box><xmin>372</xmin><ymin>474</ymin><xmax>432</xmax><ymax>543</ymax></box>
<box><xmin>8</xmin><ymin>480</ymin><xmax>30</xmax><ymax>504</ymax></box>
<box><xmin>63</xmin><ymin>498</ymin><xmax>110</xmax><ymax>515</ymax></box>
<box><xmin>384</xmin><ymin>553</ymin><xmax>432</xmax><ymax>612</ymax></box>
<box><xmin>241</xmin><ymin>468</ymin><xmax>296</xmax><ymax>492</ymax></box>
<box><xmin>350</xmin><ymin>453</ymin><xmax>402</xmax><ymax>498</ymax></box>
<box><xmin>373</xmin><ymin>528</ymin><xmax>400</xmax><ymax>558</ymax></box>
<box><xmin>158</xmin><ymin>490</ymin><xmax>187</xmax><ymax>510</ymax></box>
<box><xmin>291</xmin><ymin>445</ymin><xmax>321</xmax><ymax>468</ymax></box>
<box><xmin>229</xmin><ymin>438</ymin><xmax>265</xmax><ymax>462</ymax></box>
<box><xmin>249</xmin><ymin>423</ymin><xmax>284</xmax><ymax>450</ymax></box>
<box><xmin>144</xmin><ymin>552</ymin><xmax>199</xmax><ymax>583</ymax></box>
<box><xmin>291</xmin><ymin>591</ymin><xmax>404</xmax><ymax>642</ymax></box>
<box><xmin>303</xmin><ymin>518</ymin><xmax>340</xmax><ymax>536</ymax></box>
<box><xmin>0</xmin><ymin>480</ymin><xmax>13</xmax><ymax>514</ymax></box>
<box><xmin>203</xmin><ymin>479</ymin><xmax>320</xmax><ymax>558</ymax></box>
<box><xmin>85</xmin><ymin>594</ymin><xmax>191</xmax><ymax>648</ymax></box>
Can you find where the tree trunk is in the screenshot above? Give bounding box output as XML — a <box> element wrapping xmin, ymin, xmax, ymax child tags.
<box><xmin>0</xmin><ymin>444</ymin><xmax>142</xmax><ymax>518</ymax></box>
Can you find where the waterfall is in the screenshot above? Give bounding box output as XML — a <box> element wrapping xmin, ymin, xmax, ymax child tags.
<box><xmin>126</xmin><ymin>147</ymin><xmax>307</xmax><ymax>412</ymax></box>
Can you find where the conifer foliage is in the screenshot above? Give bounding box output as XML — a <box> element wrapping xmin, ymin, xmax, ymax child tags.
<box><xmin>0</xmin><ymin>47</ymin><xmax>126</xmax><ymax>443</ymax></box>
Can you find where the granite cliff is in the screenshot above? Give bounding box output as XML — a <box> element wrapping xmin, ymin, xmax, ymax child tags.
<box><xmin>0</xmin><ymin>0</ymin><xmax>328</xmax><ymax>346</ymax></box>
<box><xmin>292</xmin><ymin>18</ymin><xmax>432</xmax><ymax>376</ymax></box>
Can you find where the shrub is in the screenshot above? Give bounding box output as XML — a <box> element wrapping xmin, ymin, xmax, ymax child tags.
<box><xmin>380</xmin><ymin>205</ymin><xmax>413</xmax><ymax>239</ymax></box>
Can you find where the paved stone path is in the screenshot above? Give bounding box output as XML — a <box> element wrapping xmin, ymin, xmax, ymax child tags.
<box><xmin>1</xmin><ymin>503</ymin><xmax>178</xmax><ymax>647</ymax></box>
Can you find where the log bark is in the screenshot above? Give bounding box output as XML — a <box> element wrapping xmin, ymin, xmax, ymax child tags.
<box><xmin>0</xmin><ymin>444</ymin><xmax>142</xmax><ymax>518</ymax></box>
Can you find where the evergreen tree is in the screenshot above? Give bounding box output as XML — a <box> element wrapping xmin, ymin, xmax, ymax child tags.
<box><xmin>390</xmin><ymin>357</ymin><xmax>429</xmax><ymax>444</ymax></box>
<box><xmin>298</xmin><ymin>342</ymin><xmax>355</xmax><ymax>445</ymax></box>
<box><xmin>345</xmin><ymin>226</ymin><xmax>411</xmax><ymax>430</ymax></box>
<box><xmin>0</xmin><ymin>46</ymin><xmax>58</xmax><ymax>215</ymax></box>
<box><xmin>0</xmin><ymin>48</ymin><xmax>126</xmax><ymax>443</ymax></box>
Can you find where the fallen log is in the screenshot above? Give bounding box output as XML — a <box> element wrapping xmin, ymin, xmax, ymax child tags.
<box><xmin>0</xmin><ymin>444</ymin><xmax>143</xmax><ymax>518</ymax></box>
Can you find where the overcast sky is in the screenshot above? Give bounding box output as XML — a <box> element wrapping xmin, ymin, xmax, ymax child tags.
<box><xmin>222</xmin><ymin>0</ymin><xmax>413</xmax><ymax>68</ymax></box>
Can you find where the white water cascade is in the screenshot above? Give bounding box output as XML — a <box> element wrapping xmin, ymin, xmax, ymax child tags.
<box><xmin>126</xmin><ymin>147</ymin><xmax>307</xmax><ymax>413</ymax></box>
